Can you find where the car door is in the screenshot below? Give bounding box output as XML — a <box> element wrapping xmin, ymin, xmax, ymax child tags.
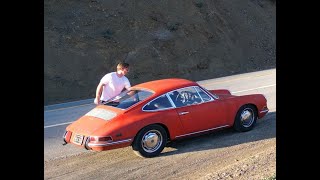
<box><xmin>191</xmin><ymin>86</ymin><xmax>228</xmax><ymax>130</ymax></box>
<box><xmin>170</xmin><ymin>86</ymin><xmax>228</xmax><ymax>135</ymax></box>
<box><xmin>188</xmin><ymin>99</ymin><xmax>227</xmax><ymax>132</ymax></box>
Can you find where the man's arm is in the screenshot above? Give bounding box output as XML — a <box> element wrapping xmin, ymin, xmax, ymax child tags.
<box><xmin>94</xmin><ymin>82</ymin><xmax>104</xmax><ymax>105</ymax></box>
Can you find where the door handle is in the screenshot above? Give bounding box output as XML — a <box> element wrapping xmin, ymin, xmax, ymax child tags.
<box><xmin>179</xmin><ymin>111</ymin><xmax>189</xmax><ymax>115</ymax></box>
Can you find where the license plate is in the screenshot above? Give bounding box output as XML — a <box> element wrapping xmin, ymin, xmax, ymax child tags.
<box><xmin>73</xmin><ymin>134</ymin><xmax>84</xmax><ymax>145</ymax></box>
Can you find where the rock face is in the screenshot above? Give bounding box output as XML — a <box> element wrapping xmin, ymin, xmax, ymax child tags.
<box><xmin>44</xmin><ymin>0</ymin><xmax>276</xmax><ymax>105</ymax></box>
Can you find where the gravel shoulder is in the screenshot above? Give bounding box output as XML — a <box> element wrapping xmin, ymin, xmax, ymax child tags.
<box><xmin>44</xmin><ymin>111</ymin><xmax>276</xmax><ymax>180</ymax></box>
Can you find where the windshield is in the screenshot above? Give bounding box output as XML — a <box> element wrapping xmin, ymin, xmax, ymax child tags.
<box><xmin>103</xmin><ymin>89</ymin><xmax>154</xmax><ymax>109</ymax></box>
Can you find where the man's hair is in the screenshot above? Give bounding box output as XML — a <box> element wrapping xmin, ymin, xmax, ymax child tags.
<box><xmin>117</xmin><ymin>62</ymin><xmax>129</xmax><ymax>70</ymax></box>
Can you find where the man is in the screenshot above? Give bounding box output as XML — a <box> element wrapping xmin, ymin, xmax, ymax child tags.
<box><xmin>94</xmin><ymin>62</ymin><xmax>131</xmax><ymax>105</ymax></box>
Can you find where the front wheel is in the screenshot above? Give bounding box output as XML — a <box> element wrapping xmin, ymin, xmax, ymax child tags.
<box><xmin>233</xmin><ymin>105</ymin><xmax>257</xmax><ymax>132</ymax></box>
<box><xmin>132</xmin><ymin>124</ymin><xmax>167</xmax><ymax>158</ymax></box>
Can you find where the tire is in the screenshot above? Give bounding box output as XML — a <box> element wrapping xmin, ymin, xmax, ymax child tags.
<box><xmin>132</xmin><ymin>124</ymin><xmax>167</xmax><ymax>158</ymax></box>
<box><xmin>233</xmin><ymin>105</ymin><xmax>257</xmax><ymax>132</ymax></box>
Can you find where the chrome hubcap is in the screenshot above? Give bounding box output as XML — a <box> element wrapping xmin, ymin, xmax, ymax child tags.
<box><xmin>142</xmin><ymin>130</ymin><xmax>162</xmax><ymax>153</ymax></box>
<box><xmin>240</xmin><ymin>108</ymin><xmax>254</xmax><ymax>128</ymax></box>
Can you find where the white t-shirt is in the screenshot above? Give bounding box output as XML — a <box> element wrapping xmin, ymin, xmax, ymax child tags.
<box><xmin>99</xmin><ymin>72</ymin><xmax>131</xmax><ymax>101</ymax></box>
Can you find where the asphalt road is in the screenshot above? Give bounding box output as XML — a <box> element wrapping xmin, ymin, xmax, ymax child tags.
<box><xmin>44</xmin><ymin>68</ymin><xmax>276</xmax><ymax>179</ymax></box>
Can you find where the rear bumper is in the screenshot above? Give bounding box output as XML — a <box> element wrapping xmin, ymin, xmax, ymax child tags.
<box><xmin>87</xmin><ymin>139</ymin><xmax>133</xmax><ymax>151</ymax></box>
<box><xmin>63</xmin><ymin>131</ymin><xmax>133</xmax><ymax>151</ymax></box>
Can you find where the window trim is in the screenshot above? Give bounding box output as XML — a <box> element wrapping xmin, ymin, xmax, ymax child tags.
<box><xmin>141</xmin><ymin>85</ymin><xmax>218</xmax><ymax>112</ymax></box>
<box><xmin>195</xmin><ymin>86</ymin><xmax>217</xmax><ymax>101</ymax></box>
<box><xmin>171</xmin><ymin>86</ymin><xmax>216</xmax><ymax>105</ymax></box>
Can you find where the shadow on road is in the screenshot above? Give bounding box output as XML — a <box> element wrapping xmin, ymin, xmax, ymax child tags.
<box><xmin>160</xmin><ymin>111</ymin><xmax>276</xmax><ymax>157</ymax></box>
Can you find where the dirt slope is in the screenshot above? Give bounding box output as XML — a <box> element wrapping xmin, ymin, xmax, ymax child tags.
<box><xmin>44</xmin><ymin>0</ymin><xmax>276</xmax><ymax>106</ymax></box>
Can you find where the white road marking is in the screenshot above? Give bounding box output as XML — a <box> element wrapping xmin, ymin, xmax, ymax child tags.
<box><xmin>45</xmin><ymin>103</ymin><xmax>94</xmax><ymax>112</ymax></box>
<box><xmin>232</xmin><ymin>84</ymin><xmax>276</xmax><ymax>94</ymax></box>
<box><xmin>44</xmin><ymin>121</ymin><xmax>75</xmax><ymax>129</ymax></box>
<box><xmin>198</xmin><ymin>71</ymin><xmax>274</xmax><ymax>86</ymax></box>
<box><xmin>44</xmin><ymin>84</ymin><xmax>276</xmax><ymax>129</ymax></box>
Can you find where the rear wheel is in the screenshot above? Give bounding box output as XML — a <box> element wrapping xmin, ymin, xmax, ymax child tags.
<box><xmin>234</xmin><ymin>105</ymin><xmax>257</xmax><ymax>132</ymax></box>
<box><xmin>132</xmin><ymin>124</ymin><xmax>167</xmax><ymax>158</ymax></box>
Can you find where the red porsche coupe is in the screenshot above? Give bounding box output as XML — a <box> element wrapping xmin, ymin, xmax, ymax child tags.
<box><xmin>63</xmin><ymin>78</ymin><xmax>268</xmax><ymax>158</ymax></box>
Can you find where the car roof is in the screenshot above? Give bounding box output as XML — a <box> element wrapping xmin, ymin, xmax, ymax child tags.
<box><xmin>133</xmin><ymin>78</ymin><xmax>197</xmax><ymax>93</ymax></box>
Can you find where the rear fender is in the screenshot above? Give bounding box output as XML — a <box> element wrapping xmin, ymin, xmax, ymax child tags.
<box><xmin>210</xmin><ymin>89</ymin><xmax>231</xmax><ymax>95</ymax></box>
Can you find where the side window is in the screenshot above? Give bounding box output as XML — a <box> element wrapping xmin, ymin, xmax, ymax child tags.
<box><xmin>143</xmin><ymin>94</ymin><xmax>173</xmax><ymax>111</ymax></box>
<box><xmin>195</xmin><ymin>86</ymin><xmax>212</xmax><ymax>102</ymax></box>
<box><xmin>168</xmin><ymin>87</ymin><xmax>202</xmax><ymax>107</ymax></box>
<box><xmin>168</xmin><ymin>90</ymin><xmax>183</xmax><ymax>107</ymax></box>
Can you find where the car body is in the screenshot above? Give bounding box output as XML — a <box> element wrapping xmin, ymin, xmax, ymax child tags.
<box><xmin>63</xmin><ymin>78</ymin><xmax>269</xmax><ymax>158</ymax></box>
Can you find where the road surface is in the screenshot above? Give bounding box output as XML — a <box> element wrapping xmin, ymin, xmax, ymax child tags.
<box><xmin>44</xmin><ymin>68</ymin><xmax>276</xmax><ymax>180</ymax></box>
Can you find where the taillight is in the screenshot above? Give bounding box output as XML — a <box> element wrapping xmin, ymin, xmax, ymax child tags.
<box><xmin>99</xmin><ymin>137</ymin><xmax>112</xmax><ymax>141</ymax></box>
<box><xmin>89</xmin><ymin>136</ymin><xmax>113</xmax><ymax>142</ymax></box>
<box><xmin>89</xmin><ymin>136</ymin><xmax>98</xmax><ymax>142</ymax></box>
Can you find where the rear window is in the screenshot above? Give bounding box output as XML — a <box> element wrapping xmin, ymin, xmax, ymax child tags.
<box><xmin>103</xmin><ymin>89</ymin><xmax>154</xmax><ymax>109</ymax></box>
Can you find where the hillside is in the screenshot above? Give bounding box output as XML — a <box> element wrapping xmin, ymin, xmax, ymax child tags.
<box><xmin>44</xmin><ymin>0</ymin><xmax>276</xmax><ymax>105</ymax></box>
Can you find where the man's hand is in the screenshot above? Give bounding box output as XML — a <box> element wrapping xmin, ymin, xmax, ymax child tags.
<box><xmin>94</xmin><ymin>98</ymin><xmax>100</xmax><ymax>105</ymax></box>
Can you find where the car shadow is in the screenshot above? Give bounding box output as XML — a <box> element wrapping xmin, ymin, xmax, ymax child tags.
<box><xmin>160</xmin><ymin>111</ymin><xmax>276</xmax><ymax>157</ymax></box>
